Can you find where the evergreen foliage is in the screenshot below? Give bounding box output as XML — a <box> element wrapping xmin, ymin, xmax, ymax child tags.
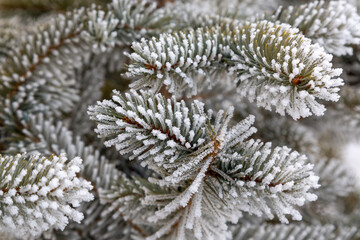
<box><xmin>1</xmin><ymin>0</ymin><xmax>360</xmax><ymax>239</ymax></box>
<box><xmin>126</xmin><ymin>20</ymin><xmax>343</xmax><ymax>119</ymax></box>
<box><xmin>0</xmin><ymin>153</ymin><xmax>93</xmax><ymax>237</ymax></box>
<box><xmin>270</xmin><ymin>0</ymin><xmax>360</xmax><ymax>56</ymax></box>
<box><xmin>90</xmin><ymin>90</ymin><xmax>319</xmax><ymax>238</ymax></box>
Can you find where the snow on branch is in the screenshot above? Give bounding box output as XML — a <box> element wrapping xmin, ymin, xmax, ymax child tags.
<box><xmin>125</xmin><ymin>20</ymin><xmax>343</xmax><ymax>119</ymax></box>
<box><xmin>270</xmin><ymin>0</ymin><xmax>360</xmax><ymax>56</ymax></box>
<box><xmin>109</xmin><ymin>0</ymin><xmax>175</xmax><ymax>45</ymax></box>
<box><xmin>0</xmin><ymin>16</ymin><xmax>29</xmax><ymax>64</ymax></box>
<box><xmin>0</xmin><ymin>8</ymin><xmax>87</xmax><ymax>117</ymax></box>
<box><xmin>88</xmin><ymin>89</ymin><xmax>209</xmax><ymax>166</ymax></box>
<box><xmin>91</xmin><ymin>90</ymin><xmax>320</xmax><ymax>239</ymax></box>
<box><xmin>1</xmin><ymin>0</ymin><xmax>359</xmax><ymax>239</ymax></box>
<box><xmin>3</xmin><ymin>113</ymin><xmax>124</xmax><ymax>239</ymax></box>
<box><xmin>230</xmin><ymin>21</ymin><xmax>343</xmax><ymax>119</ymax></box>
<box><xmin>84</xmin><ymin>8</ymin><xmax>119</xmax><ymax>52</ymax></box>
<box><xmin>125</xmin><ymin>27</ymin><xmax>226</xmax><ymax>95</ymax></box>
<box><xmin>0</xmin><ymin>153</ymin><xmax>93</xmax><ymax>237</ymax></box>
<box><xmin>214</xmin><ymin>139</ymin><xmax>319</xmax><ymax>223</ymax></box>
<box><xmin>0</xmin><ymin>0</ymin><xmax>172</xmax><ymax>120</ymax></box>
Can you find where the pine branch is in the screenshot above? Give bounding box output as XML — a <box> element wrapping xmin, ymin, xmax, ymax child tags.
<box><xmin>88</xmin><ymin>89</ymin><xmax>209</xmax><ymax>166</ymax></box>
<box><xmin>213</xmin><ymin>138</ymin><xmax>319</xmax><ymax>223</ymax></box>
<box><xmin>0</xmin><ymin>0</ymin><xmax>178</xmax><ymax>123</ymax></box>
<box><xmin>101</xmin><ymin>174</ymin><xmax>241</xmax><ymax>239</ymax></box>
<box><xmin>0</xmin><ymin>153</ymin><xmax>94</xmax><ymax>237</ymax></box>
<box><xmin>0</xmin><ymin>8</ymin><xmax>87</xmax><ymax>117</ymax></box>
<box><xmin>118</xmin><ymin>1</ymin><xmax>176</xmax><ymax>47</ymax></box>
<box><xmin>125</xmin><ymin>20</ymin><xmax>343</xmax><ymax>119</ymax></box>
<box><xmin>270</xmin><ymin>0</ymin><xmax>360</xmax><ymax>56</ymax></box>
<box><xmin>109</xmin><ymin>0</ymin><xmax>175</xmax><ymax>46</ymax></box>
<box><xmin>0</xmin><ymin>4</ymin><xmax>142</xmax><ymax>148</ymax></box>
<box><xmin>90</xmin><ymin>90</ymin><xmax>320</xmax><ymax>239</ymax></box>
<box><xmin>3</xmin><ymin>114</ymin><xmax>128</xmax><ymax>239</ymax></box>
<box><xmin>84</xmin><ymin>8</ymin><xmax>120</xmax><ymax>53</ymax></box>
<box><xmin>0</xmin><ymin>16</ymin><xmax>30</xmax><ymax>64</ymax></box>
<box><xmin>1</xmin><ymin>1</ymin><xmax>359</xmax><ymax>239</ymax></box>
<box><xmin>125</xmin><ymin>26</ymin><xmax>227</xmax><ymax>95</ymax></box>
<box><xmin>229</xmin><ymin>20</ymin><xmax>343</xmax><ymax>119</ymax></box>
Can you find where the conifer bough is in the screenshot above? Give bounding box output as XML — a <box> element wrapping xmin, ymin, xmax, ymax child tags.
<box><xmin>126</xmin><ymin>20</ymin><xmax>343</xmax><ymax>119</ymax></box>
<box><xmin>230</xmin><ymin>21</ymin><xmax>343</xmax><ymax>119</ymax></box>
<box><xmin>89</xmin><ymin>90</ymin><xmax>319</xmax><ymax>239</ymax></box>
<box><xmin>0</xmin><ymin>153</ymin><xmax>94</xmax><ymax>237</ymax></box>
<box><xmin>271</xmin><ymin>0</ymin><xmax>360</xmax><ymax>56</ymax></box>
<box><xmin>1</xmin><ymin>0</ymin><xmax>360</xmax><ymax>239</ymax></box>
